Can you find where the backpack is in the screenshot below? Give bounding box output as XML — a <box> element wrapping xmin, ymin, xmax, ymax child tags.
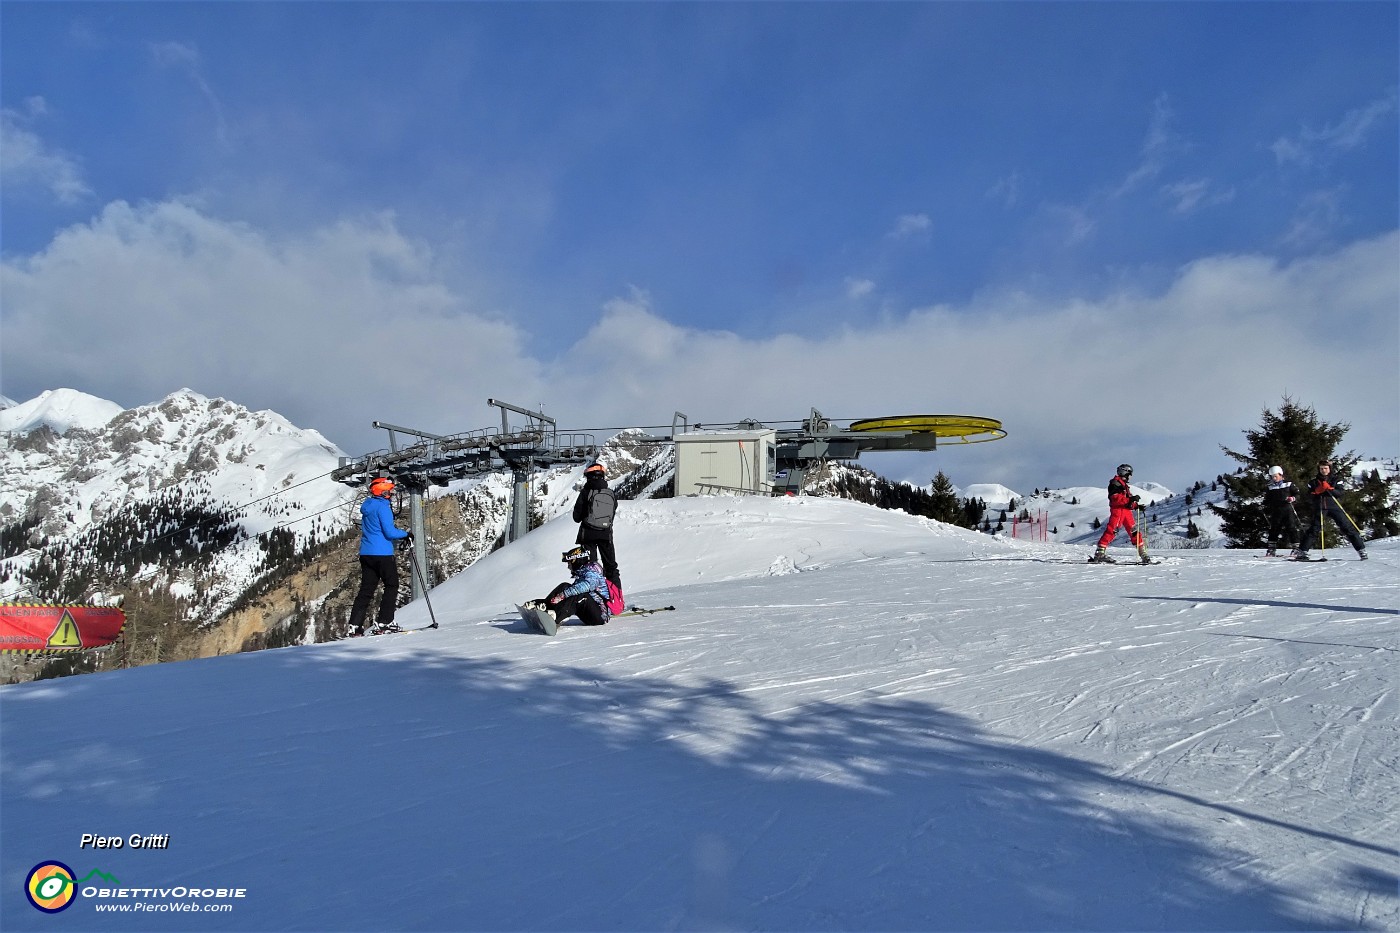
<box><xmin>604</xmin><ymin>579</ymin><xmax>625</xmax><ymax>616</ymax></box>
<box><xmin>583</xmin><ymin>488</ymin><xmax>617</xmax><ymax>531</ymax></box>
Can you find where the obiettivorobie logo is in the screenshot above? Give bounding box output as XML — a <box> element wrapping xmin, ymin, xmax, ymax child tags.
<box><xmin>26</xmin><ymin>861</ymin><xmax>250</xmax><ymax>916</ymax></box>
<box><xmin>25</xmin><ymin>862</ymin><xmax>119</xmax><ymax>913</ymax></box>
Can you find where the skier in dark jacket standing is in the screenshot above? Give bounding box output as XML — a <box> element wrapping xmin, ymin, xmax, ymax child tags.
<box><xmin>348</xmin><ymin>476</ymin><xmax>411</xmax><ymax>635</ymax></box>
<box><xmin>1295</xmin><ymin>461</ymin><xmax>1367</xmax><ymax>561</ymax></box>
<box><xmin>1089</xmin><ymin>464</ymin><xmax>1151</xmax><ymax>564</ymax></box>
<box><xmin>1261</xmin><ymin>465</ymin><xmax>1301</xmax><ymax>557</ymax></box>
<box><xmin>572</xmin><ymin>462</ymin><xmax>621</xmax><ymax>590</ymax></box>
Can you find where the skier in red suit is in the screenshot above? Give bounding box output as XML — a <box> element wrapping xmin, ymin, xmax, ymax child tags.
<box><xmin>1089</xmin><ymin>464</ymin><xmax>1151</xmax><ymax>564</ymax></box>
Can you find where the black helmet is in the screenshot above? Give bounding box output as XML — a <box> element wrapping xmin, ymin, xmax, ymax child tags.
<box><xmin>1117</xmin><ymin>464</ymin><xmax>1133</xmax><ymax>478</ymax></box>
<box><xmin>562</xmin><ymin>545</ymin><xmax>590</xmax><ymax>567</ymax></box>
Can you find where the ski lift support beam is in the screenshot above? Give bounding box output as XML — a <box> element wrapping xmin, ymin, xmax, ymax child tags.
<box><xmin>332</xmin><ymin>400</ymin><xmax>601</xmax><ymax>598</ymax></box>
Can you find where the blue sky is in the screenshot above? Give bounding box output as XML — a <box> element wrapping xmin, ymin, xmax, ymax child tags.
<box><xmin>2</xmin><ymin>2</ymin><xmax>1397</xmax><ymax>493</ymax></box>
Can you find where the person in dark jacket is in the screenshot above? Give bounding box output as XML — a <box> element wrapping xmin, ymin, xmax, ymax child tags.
<box><xmin>348</xmin><ymin>476</ymin><xmax>411</xmax><ymax>634</ymax></box>
<box><xmin>1261</xmin><ymin>465</ymin><xmax>1301</xmax><ymax>557</ymax></box>
<box><xmin>1295</xmin><ymin>461</ymin><xmax>1367</xmax><ymax>561</ymax></box>
<box><xmin>572</xmin><ymin>462</ymin><xmax>621</xmax><ymax>590</ymax></box>
<box><xmin>524</xmin><ymin>546</ymin><xmax>612</xmax><ymax>627</ymax></box>
<box><xmin>1089</xmin><ymin>463</ymin><xmax>1151</xmax><ymax>564</ymax></box>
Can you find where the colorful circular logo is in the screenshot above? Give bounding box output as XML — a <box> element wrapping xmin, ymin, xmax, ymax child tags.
<box><xmin>26</xmin><ymin>861</ymin><xmax>77</xmax><ymax>913</ymax></box>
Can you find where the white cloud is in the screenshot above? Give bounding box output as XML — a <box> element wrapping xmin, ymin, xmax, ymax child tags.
<box><xmin>2</xmin><ymin>200</ymin><xmax>1395</xmax><ymax>492</ymax></box>
<box><xmin>845</xmin><ymin>277</ymin><xmax>876</xmax><ymax>299</ymax></box>
<box><xmin>1044</xmin><ymin>204</ymin><xmax>1096</xmax><ymax>245</ymax></box>
<box><xmin>561</xmin><ymin>235</ymin><xmax>1398</xmax><ymax>491</ymax></box>
<box><xmin>1280</xmin><ymin>188</ymin><xmax>1345</xmax><ymax>248</ymax></box>
<box><xmin>149</xmin><ymin>40</ymin><xmax>230</xmax><ymax>147</ymax></box>
<box><xmin>0</xmin><ymin>101</ymin><xmax>91</xmax><ymax>204</ymax></box>
<box><xmin>1162</xmin><ymin>178</ymin><xmax>1235</xmax><ymax>215</ymax></box>
<box><xmin>1114</xmin><ymin>93</ymin><xmax>1185</xmax><ymax>198</ymax></box>
<box><xmin>553</xmin><ymin>233</ymin><xmax>1398</xmax><ymax>489</ymax></box>
<box><xmin>0</xmin><ymin>200</ymin><xmax>539</xmax><ymax>449</ymax></box>
<box><xmin>1271</xmin><ymin>92</ymin><xmax>1399</xmax><ymax>167</ymax></box>
<box><xmin>987</xmin><ymin>171</ymin><xmax>1022</xmax><ymax>209</ymax></box>
<box><xmin>888</xmin><ymin>213</ymin><xmax>931</xmax><ymax>239</ymax></box>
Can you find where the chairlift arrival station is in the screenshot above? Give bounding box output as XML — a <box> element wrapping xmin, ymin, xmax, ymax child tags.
<box><xmin>332</xmin><ymin>401</ymin><xmax>1005</xmax><ymax>599</ymax></box>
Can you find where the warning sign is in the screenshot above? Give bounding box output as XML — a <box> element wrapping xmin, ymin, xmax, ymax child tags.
<box><xmin>0</xmin><ymin>605</ymin><xmax>127</xmax><ymax>652</ymax></box>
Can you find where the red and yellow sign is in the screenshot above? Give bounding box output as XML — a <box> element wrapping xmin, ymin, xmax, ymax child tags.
<box><xmin>0</xmin><ymin>605</ymin><xmax>127</xmax><ymax>652</ymax></box>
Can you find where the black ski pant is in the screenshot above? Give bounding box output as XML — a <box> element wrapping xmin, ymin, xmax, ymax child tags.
<box><xmin>349</xmin><ymin>554</ymin><xmax>400</xmax><ymax>633</ymax></box>
<box><xmin>545</xmin><ymin>582</ymin><xmax>606</xmax><ymax>626</ymax></box>
<box><xmin>1266</xmin><ymin>507</ymin><xmax>1300</xmax><ymax>549</ymax></box>
<box><xmin>1300</xmin><ymin>501</ymin><xmax>1365</xmax><ymax>553</ymax></box>
<box><xmin>577</xmin><ymin>530</ymin><xmax>620</xmax><ymax>590</ymax></box>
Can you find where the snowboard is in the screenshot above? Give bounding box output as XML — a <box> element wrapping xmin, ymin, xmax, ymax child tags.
<box><xmin>517</xmin><ymin>602</ymin><xmax>558</xmax><ymax>636</ymax></box>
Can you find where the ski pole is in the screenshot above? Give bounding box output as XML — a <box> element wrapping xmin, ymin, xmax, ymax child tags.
<box><xmin>1319</xmin><ymin>496</ymin><xmax>1326</xmax><ymax>554</ymax></box>
<box><xmin>407</xmin><ymin>547</ymin><xmax>439</xmax><ymax>629</ymax></box>
<box><xmin>1333</xmin><ymin>499</ymin><xmax>1364</xmax><ymax>538</ymax></box>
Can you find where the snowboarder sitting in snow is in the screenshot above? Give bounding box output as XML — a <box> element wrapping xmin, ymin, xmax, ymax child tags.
<box><xmin>1262</xmin><ymin>465</ymin><xmax>1301</xmax><ymax>558</ymax></box>
<box><xmin>525</xmin><ymin>546</ymin><xmax>613</xmax><ymax>627</ymax></box>
<box><xmin>1089</xmin><ymin>463</ymin><xmax>1151</xmax><ymax>564</ymax></box>
<box><xmin>1295</xmin><ymin>460</ymin><xmax>1367</xmax><ymax>561</ymax></box>
<box><xmin>348</xmin><ymin>476</ymin><xmax>411</xmax><ymax>635</ymax></box>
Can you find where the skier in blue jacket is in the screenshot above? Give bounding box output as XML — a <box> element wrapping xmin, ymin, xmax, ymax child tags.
<box><xmin>348</xmin><ymin>477</ymin><xmax>410</xmax><ymax>635</ymax></box>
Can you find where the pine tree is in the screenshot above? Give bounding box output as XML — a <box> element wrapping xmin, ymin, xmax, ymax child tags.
<box><xmin>961</xmin><ymin>497</ymin><xmax>987</xmax><ymax>529</ymax></box>
<box><xmin>927</xmin><ymin>471</ymin><xmax>962</xmax><ymax>525</ymax></box>
<box><xmin>1351</xmin><ymin>468</ymin><xmax>1400</xmax><ymax>538</ymax></box>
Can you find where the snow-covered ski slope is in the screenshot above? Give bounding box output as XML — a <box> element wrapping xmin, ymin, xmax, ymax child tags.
<box><xmin>3</xmin><ymin>496</ymin><xmax>1396</xmax><ymax>931</ymax></box>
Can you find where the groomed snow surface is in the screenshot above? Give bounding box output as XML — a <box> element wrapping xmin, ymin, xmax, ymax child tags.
<box><xmin>3</xmin><ymin>496</ymin><xmax>1396</xmax><ymax>931</ymax></box>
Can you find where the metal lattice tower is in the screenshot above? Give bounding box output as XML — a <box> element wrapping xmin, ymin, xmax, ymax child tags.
<box><xmin>332</xmin><ymin>399</ymin><xmax>599</xmax><ymax>599</ymax></box>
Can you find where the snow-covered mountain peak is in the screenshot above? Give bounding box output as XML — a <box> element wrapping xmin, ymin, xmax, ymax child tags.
<box><xmin>0</xmin><ymin>387</ymin><xmax>123</xmax><ymax>436</ymax></box>
<box><xmin>959</xmin><ymin>482</ymin><xmax>1021</xmax><ymax>508</ymax></box>
<box><xmin>0</xmin><ymin>388</ymin><xmax>353</xmax><ymax>604</ymax></box>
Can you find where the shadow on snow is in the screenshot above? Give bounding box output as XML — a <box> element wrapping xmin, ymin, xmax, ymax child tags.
<box><xmin>1127</xmin><ymin>594</ymin><xmax>1399</xmax><ymax>616</ymax></box>
<box><xmin>3</xmin><ymin>646</ymin><xmax>1387</xmax><ymax>932</ymax></box>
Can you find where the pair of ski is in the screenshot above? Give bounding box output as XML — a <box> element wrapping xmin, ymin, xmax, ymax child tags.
<box><xmin>516</xmin><ymin>602</ymin><xmax>675</xmax><ymax>637</ymax></box>
<box><xmin>1085</xmin><ymin>557</ymin><xmax>1159</xmax><ymax>565</ymax></box>
<box><xmin>347</xmin><ymin>622</ymin><xmax>439</xmax><ymax>638</ymax></box>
